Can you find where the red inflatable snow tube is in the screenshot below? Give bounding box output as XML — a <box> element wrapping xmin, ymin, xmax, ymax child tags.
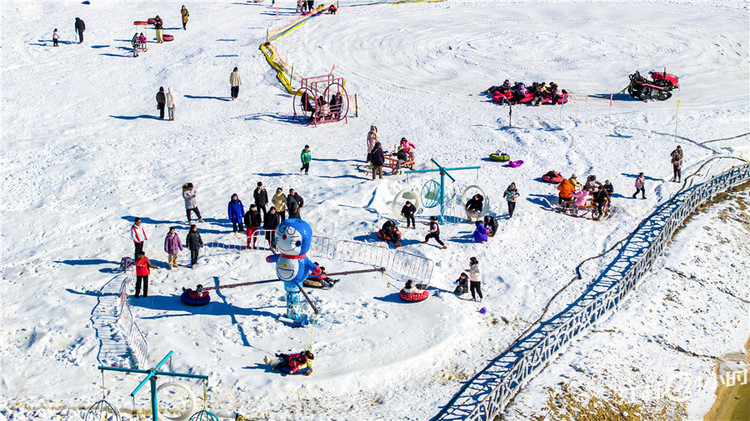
<box><xmin>162</xmin><ymin>34</ymin><xmax>174</xmax><ymax>42</ymax></box>
<box><xmin>650</xmin><ymin>71</ymin><xmax>679</xmax><ymax>87</ymax></box>
<box><xmin>542</xmin><ymin>172</ymin><xmax>564</xmax><ymax>183</ymax></box>
<box><xmin>399</xmin><ymin>289</ymin><xmax>429</xmax><ymax>302</ymax></box>
<box><xmin>180</xmin><ymin>290</ymin><xmax>210</xmax><ymax>306</ymax></box>
<box><xmin>147</xmin><ymin>18</ymin><xmax>156</xmax><ymax>25</ymax></box>
<box><xmin>134</xmin><ymin>21</ymin><xmax>148</xmax><ymax>26</ymax></box>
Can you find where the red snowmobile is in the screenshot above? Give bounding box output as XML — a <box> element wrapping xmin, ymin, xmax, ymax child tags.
<box><xmin>627</xmin><ymin>70</ymin><xmax>679</xmax><ymax>101</ymax></box>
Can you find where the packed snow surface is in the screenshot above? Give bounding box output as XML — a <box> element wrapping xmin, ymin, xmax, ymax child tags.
<box><xmin>1</xmin><ymin>0</ymin><xmax>748</xmax><ymax>420</ymax></box>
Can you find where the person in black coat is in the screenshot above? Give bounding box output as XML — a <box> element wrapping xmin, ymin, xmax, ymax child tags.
<box><xmin>287</xmin><ymin>188</ymin><xmax>301</xmax><ymax>219</ymax></box>
<box><xmin>156</xmin><ymin>87</ymin><xmax>166</xmax><ymax>119</ymax></box>
<box><xmin>264</xmin><ymin>207</ymin><xmax>281</xmax><ymax>250</ymax></box>
<box><xmin>593</xmin><ymin>186</ymin><xmax>611</xmax><ymax>220</ymax></box>
<box><xmin>185</xmin><ymin>224</ymin><xmax>203</xmax><ymax>267</ymax></box>
<box><xmin>370</xmin><ymin>142</ymin><xmax>385</xmax><ymax>180</ymax></box>
<box><xmin>253</xmin><ymin>181</ymin><xmax>269</xmax><ymax>216</ymax></box>
<box><xmin>400</xmin><ymin>200</ymin><xmax>416</xmax><ymax>229</ymax></box>
<box><xmin>465</xmin><ymin>194</ymin><xmax>484</xmax><ymax>222</ymax></box>
<box><xmin>483</xmin><ymin>215</ymin><xmax>498</xmax><ymax>237</ymax></box>
<box><xmin>74</xmin><ymin>17</ymin><xmax>85</xmax><ymax>43</ymax></box>
<box><xmin>243</xmin><ymin>204</ymin><xmax>263</xmax><ymax>249</ymax></box>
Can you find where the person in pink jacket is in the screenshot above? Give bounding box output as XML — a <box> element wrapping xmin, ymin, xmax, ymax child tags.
<box><xmin>632</xmin><ymin>172</ymin><xmax>646</xmax><ymax>199</ymax></box>
<box><xmin>399</xmin><ymin>137</ymin><xmax>415</xmax><ymax>155</ymax></box>
<box><xmin>164</xmin><ymin>227</ymin><xmax>183</xmax><ymax>269</ymax></box>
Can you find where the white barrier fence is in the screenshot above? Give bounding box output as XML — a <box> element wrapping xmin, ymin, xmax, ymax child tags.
<box><xmin>205</xmin><ymin>230</ymin><xmax>435</xmax><ymax>284</ymax></box>
<box><xmin>436</xmin><ymin>163</ymin><xmax>750</xmax><ymax>420</ymax></box>
<box><xmin>116</xmin><ymin>267</ymin><xmax>149</xmax><ymax>369</ymax></box>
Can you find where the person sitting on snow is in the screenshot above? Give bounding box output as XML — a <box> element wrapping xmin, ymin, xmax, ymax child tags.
<box><xmin>557</xmin><ymin>176</ymin><xmax>576</xmax><ymax>206</ymax></box>
<box><xmin>472</xmin><ymin>221</ymin><xmax>489</xmax><ymax>243</ymax></box>
<box><xmin>511</xmin><ymin>82</ymin><xmax>528</xmax><ymax>104</ymax></box>
<box><xmin>264</xmin><ymin>350</ymin><xmax>314</xmax><ymax>375</ymax></box>
<box><xmin>532</xmin><ymin>82</ymin><xmax>549</xmax><ymax>105</ymax></box>
<box><xmin>182</xmin><ymin>284</ymin><xmax>208</xmax><ymax>300</ymax></box>
<box><xmin>454</xmin><ymin>273</ymin><xmax>469</xmax><ymax>295</ymax></box>
<box><xmin>393</xmin><ymin>146</ymin><xmax>408</xmax><ymax>174</ymax></box>
<box><xmin>377</xmin><ymin>220</ymin><xmax>402</xmax><ymax>247</ymax></box>
<box><xmin>483</xmin><ymin>215</ymin><xmax>498</xmax><ymax>237</ymax></box>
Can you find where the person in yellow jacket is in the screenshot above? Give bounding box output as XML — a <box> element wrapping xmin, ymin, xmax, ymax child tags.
<box><xmin>272</xmin><ymin>187</ymin><xmax>287</xmax><ymax>221</ymax></box>
<box><xmin>230</xmin><ymin>67</ymin><xmax>242</xmax><ymax>100</ymax></box>
<box><xmin>181</xmin><ymin>5</ymin><xmax>189</xmax><ymax>30</ymax></box>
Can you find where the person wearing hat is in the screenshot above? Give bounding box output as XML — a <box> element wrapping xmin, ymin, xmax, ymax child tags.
<box><xmin>400</xmin><ymin>200</ymin><xmax>416</xmax><ymax>229</ymax></box>
<box><xmin>569</xmin><ymin>174</ymin><xmax>581</xmax><ymax>188</ymax></box>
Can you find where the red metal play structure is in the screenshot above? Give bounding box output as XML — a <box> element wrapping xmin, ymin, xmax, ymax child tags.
<box><xmin>293</xmin><ymin>74</ymin><xmax>349</xmax><ymax>126</ymax></box>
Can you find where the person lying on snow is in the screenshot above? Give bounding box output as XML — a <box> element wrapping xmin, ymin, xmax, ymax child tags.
<box><xmin>264</xmin><ymin>350</ymin><xmax>314</xmax><ymax>375</ymax></box>
<box><xmin>304</xmin><ymin>264</ymin><xmax>339</xmax><ymax>288</ymax></box>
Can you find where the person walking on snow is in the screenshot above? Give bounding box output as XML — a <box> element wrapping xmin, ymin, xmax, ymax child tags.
<box><xmin>134</xmin><ymin>251</ymin><xmax>158</xmax><ymax>298</ymax></box>
<box><xmin>182</xmin><ymin>183</ymin><xmax>204</xmax><ymax>223</ymax></box>
<box><xmin>272</xmin><ymin>187</ymin><xmax>287</xmax><ymax>221</ymax></box>
<box><xmin>300</xmin><ymin>145</ymin><xmax>312</xmax><ymax>175</ymax></box>
<box><xmin>287</xmin><ymin>188</ymin><xmax>303</xmax><ymax>219</ymax></box>
<box><xmin>186</xmin><ymin>224</ymin><xmax>203</xmax><ymax>267</ymax></box>
<box><xmin>154</xmin><ymin>15</ymin><xmax>164</xmax><ymax>43</ymax></box>
<box><xmin>164</xmin><ymin>227</ymin><xmax>183</xmax><ymax>269</ymax></box>
<box><xmin>181</xmin><ymin>5</ymin><xmax>189</xmax><ymax>30</ymax></box>
<box><xmin>467</xmin><ymin>257</ymin><xmax>483</xmax><ymax>302</ymax></box>
<box><xmin>131</xmin><ymin>217</ymin><xmax>148</xmax><ymax>259</ymax></box>
<box><xmin>670</xmin><ymin>146</ymin><xmax>683</xmax><ymax>182</ymax></box>
<box><xmin>156</xmin><ymin>87</ymin><xmax>166</xmax><ymax>119</ymax></box>
<box><xmin>230</xmin><ymin>67</ymin><xmax>242</xmax><ymax>100</ymax></box>
<box><xmin>228</xmin><ymin>193</ymin><xmax>245</xmax><ymax>233</ymax></box>
<box><xmin>503</xmin><ymin>182</ymin><xmax>519</xmax><ymax>217</ymax></box>
<box><xmin>52</xmin><ymin>28</ymin><xmax>59</xmax><ymax>47</ymax></box>
<box><xmin>633</xmin><ymin>173</ymin><xmax>646</xmax><ymax>199</ymax></box>
<box><xmin>74</xmin><ymin>17</ymin><xmax>85</xmax><ymax>44</ymax></box>
<box><xmin>421</xmin><ymin>216</ymin><xmax>447</xmax><ymax>249</ymax></box>
<box><xmin>166</xmin><ymin>87</ymin><xmax>176</xmax><ymax>121</ymax></box>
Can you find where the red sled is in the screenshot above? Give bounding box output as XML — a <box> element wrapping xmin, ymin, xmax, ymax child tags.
<box><xmin>147</xmin><ymin>18</ymin><xmax>156</xmax><ymax>25</ymax></box>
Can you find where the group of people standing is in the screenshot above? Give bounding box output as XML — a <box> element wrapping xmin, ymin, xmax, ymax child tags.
<box><xmin>366</xmin><ymin>126</ymin><xmax>417</xmax><ymax>180</ymax></box>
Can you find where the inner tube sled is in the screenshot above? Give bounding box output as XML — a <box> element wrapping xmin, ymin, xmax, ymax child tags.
<box><xmin>542</xmin><ymin>171</ymin><xmax>564</xmax><ymax>183</ymax></box>
<box><xmin>399</xmin><ymin>289</ymin><xmax>429</xmax><ymax>302</ymax></box>
<box><xmin>490</xmin><ymin>152</ymin><xmax>510</xmax><ymax>162</ymax></box>
<box><xmin>180</xmin><ymin>289</ymin><xmax>210</xmax><ymax>306</ymax></box>
<box><xmin>162</xmin><ymin>34</ymin><xmax>174</xmax><ymax>42</ymax></box>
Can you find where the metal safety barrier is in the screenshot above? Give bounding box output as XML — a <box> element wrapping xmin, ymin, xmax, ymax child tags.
<box><xmin>436</xmin><ymin>162</ymin><xmax>750</xmax><ymax>420</ymax></box>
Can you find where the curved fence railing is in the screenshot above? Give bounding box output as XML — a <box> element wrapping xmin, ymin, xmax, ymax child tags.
<box><xmin>435</xmin><ymin>162</ymin><xmax>750</xmax><ymax>420</ymax></box>
<box><xmin>116</xmin><ymin>268</ymin><xmax>149</xmax><ymax>369</ymax></box>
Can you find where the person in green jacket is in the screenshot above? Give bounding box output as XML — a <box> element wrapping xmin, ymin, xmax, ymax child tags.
<box><xmin>300</xmin><ymin>145</ymin><xmax>311</xmax><ymax>175</ymax></box>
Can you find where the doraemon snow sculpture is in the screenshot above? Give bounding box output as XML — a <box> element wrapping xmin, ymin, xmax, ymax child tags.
<box><xmin>266</xmin><ymin>218</ymin><xmax>318</xmax><ymax>326</ymax></box>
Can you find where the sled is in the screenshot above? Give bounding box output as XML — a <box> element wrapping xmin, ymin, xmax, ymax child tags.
<box><xmin>162</xmin><ymin>34</ymin><xmax>174</xmax><ymax>42</ymax></box>
<box><xmin>489</xmin><ymin>152</ymin><xmax>510</xmax><ymax>162</ymax></box>
<box><xmin>507</xmin><ymin>160</ymin><xmax>524</xmax><ymax>168</ymax></box>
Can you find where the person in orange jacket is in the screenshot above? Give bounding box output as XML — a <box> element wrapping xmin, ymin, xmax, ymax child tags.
<box><xmin>557</xmin><ymin>176</ymin><xmax>576</xmax><ymax>205</ymax></box>
<box><xmin>134</xmin><ymin>251</ymin><xmax>158</xmax><ymax>298</ymax></box>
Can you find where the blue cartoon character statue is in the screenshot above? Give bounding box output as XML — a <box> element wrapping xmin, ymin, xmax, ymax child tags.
<box><xmin>266</xmin><ymin>218</ymin><xmax>318</xmax><ymax>326</ymax></box>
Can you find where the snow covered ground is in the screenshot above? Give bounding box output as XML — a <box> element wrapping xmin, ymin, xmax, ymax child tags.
<box><xmin>1</xmin><ymin>0</ymin><xmax>748</xmax><ymax>419</ymax></box>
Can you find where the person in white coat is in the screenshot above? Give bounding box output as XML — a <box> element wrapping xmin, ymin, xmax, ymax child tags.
<box><xmin>467</xmin><ymin>256</ymin><xmax>483</xmax><ymax>302</ymax></box>
<box><xmin>166</xmin><ymin>87</ymin><xmax>176</xmax><ymax>121</ymax></box>
<box><xmin>230</xmin><ymin>67</ymin><xmax>242</xmax><ymax>100</ymax></box>
<box><xmin>131</xmin><ymin>217</ymin><xmax>148</xmax><ymax>259</ymax></box>
<box><xmin>182</xmin><ymin>183</ymin><xmax>204</xmax><ymax>223</ymax></box>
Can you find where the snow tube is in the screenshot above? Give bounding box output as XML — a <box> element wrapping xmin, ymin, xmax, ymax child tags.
<box><xmin>519</xmin><ymin>92</ymin><xmax>535</xmax><ymax>103</ymax></box>
<box><xmin>650</xmin><ymin>71</ymin><xmax>679</xmax><ymax>87</ymax></box>
<box><xmin>277</xmin><ymin>366</ymin><xmax>312</xmax><ymax>375</ymax></box>
<box><xmin>303</xmin><ymin>279</ymin><xmax>329</xmax><ymax>289</ymax></box>
<box><xmin>180</xmin><ymin>290</ymin><xmax>210</xmax><ymax>306</ymax></box>
<box><xmin>134</xmin><ymin>21</ymin><xmax>148</xmax><ymax>26</ymax></box>
<box><xmin>542</xmin><ymin>172</ymin><xmax>564</xmax><ymax>183</ymax></box>
<box><xmin>489</xmin><ymin>152</ymin><xmax>510</xmax><ymax>162</ymax></box>
<box><xmin>491</xmin><ymin>91</ymin><xmax>512</xmax><ymax>103</ymax></box>
<box><xmin>147</xmin><ymin>18</ymin><xmax>156</xmax><ymax>24</ymax></box>
<box><xmin>162</xmin><ymin>34</ymin><xmax>174</xmax><ymax>42</ymax></box>
<box><xmin>507</xmin><ymin>160</ymin><xmax>524</xmax><ymax>168</ymax></box>
<box><xmin>399</xmin><ymin>289</ymin><xmax>429</xmax><ymax>302</ymax></box>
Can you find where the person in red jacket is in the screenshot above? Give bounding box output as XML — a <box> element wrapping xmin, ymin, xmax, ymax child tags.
<box><xmin>134</xmin><ymin>251</ymin><xmax>158</xmax><ymax>298</ymax></box>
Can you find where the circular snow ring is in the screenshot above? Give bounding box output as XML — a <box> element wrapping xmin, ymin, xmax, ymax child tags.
<box><xmin>163</xmin><ymin>34</ymin><xmax>175</xmax><ymax>42</ymax></box>
<box><xmin>180</xmin><ymin>290</ymin><xmax>210</xmax><ymax>306</ymax></box>
<box><xmin>489</xmin><ymin>152</ymin><xmax>509</xmax><ymax>162</ymax></box>
<box><xmin>155</xmin><ymin>382</ymin><xmax>196</xmax><ymax>421</ymax></box>
<box><xmin>399</xmin><ymin>289</ymin><xmax>429</xmax><ymax>302</ymax></box>
<box><xmin>391</xmin><ymin>188</ymin><xmax>420</xmax><ymax>221</ymax></box>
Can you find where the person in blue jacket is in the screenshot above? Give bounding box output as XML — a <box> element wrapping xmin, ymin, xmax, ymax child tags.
<box><xmin>228</xmin><ymin>193</ymin><xmax>245</xmax><ymax>233</ymax></box>
<box><xmin>472</xmin><ymin>221</ymin><xmax>489</xmax><ymax>243</ymax></box>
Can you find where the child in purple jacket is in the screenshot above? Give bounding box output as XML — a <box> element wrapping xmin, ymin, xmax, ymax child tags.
<box><xmin>164</xmin><ymin>227</ymin><xmax>183</xmax><ymax>269</ymax></box>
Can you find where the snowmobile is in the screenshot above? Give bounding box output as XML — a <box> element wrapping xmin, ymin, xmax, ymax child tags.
<box><xmin>627</xmin><ymin>70</ymin><xmax>678</xmax><ymax>101</ymax></box>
